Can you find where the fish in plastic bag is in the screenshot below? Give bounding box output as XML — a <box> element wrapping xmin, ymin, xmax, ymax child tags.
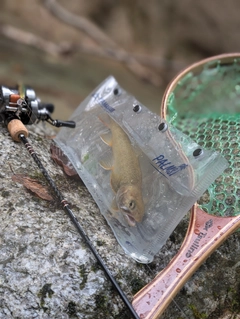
<box><xmin>54</xmin><ymin>76</ymin><xmax>228</xmax><ymax>263</ymax></box>
<box><xmin>98</xmin><ymin>112</ymin><xmax>145</xmax><ymax>226</ymax></box>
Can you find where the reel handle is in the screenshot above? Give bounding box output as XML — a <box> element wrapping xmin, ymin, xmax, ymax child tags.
<box><xmin>53</xmin><ymin>120</ymin><xmax>76</xmax><ymax>128</ymax></box>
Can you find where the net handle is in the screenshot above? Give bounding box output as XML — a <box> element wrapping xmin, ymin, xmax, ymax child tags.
<box><xmin>132</xmin><ymin>204</ymin><xmax>240</xmax><ymax>318</ymax></box>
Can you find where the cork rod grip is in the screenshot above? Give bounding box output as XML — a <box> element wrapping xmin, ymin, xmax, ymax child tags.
<box><xmin>7</xmin><ymin>119</ymin><xmax>29</xmax><ymax>142</ymax></box>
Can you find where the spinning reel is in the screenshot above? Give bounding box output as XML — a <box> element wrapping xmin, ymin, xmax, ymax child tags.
<box><xmin>0</xmin><ymin>84</ymin><xmax>75</xmax><ymax>141</ymax></box>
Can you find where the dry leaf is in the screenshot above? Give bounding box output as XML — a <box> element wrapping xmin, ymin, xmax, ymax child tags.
<box><xmin>50</xmin><ymin>143</ymin><xmax>79</xmax><ymax>178</ymax></box>
<box><xmin>12</xmin><ymin>174</ymin><xmax>53</xmax><ymax>201</ymax></box>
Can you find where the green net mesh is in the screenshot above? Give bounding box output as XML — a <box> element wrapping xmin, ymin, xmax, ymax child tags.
<box><xmin>166</xmin><ymin>58</ymin><xmax>240</xmax><ymax>217</ymax></box>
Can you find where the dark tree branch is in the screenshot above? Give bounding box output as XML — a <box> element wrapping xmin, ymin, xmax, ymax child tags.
<box><xmin>42</xmin><ymin>0</ymin><xmax>163</xmax><ymax>86</ymax></box>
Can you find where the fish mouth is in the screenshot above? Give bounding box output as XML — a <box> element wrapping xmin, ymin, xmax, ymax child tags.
<box><xmin>120</xmin><ymin>207</ymin><xmax>136</xmax><ymax>227</ymax></box>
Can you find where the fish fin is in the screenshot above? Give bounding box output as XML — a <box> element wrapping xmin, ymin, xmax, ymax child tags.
<box><xmin>111</xmin><ymin>197</ymin><xmax>119</xmax><ymax>211</ymax></box>
<box><xmin>100</xmin><ymin>132</ymin><xmax>112</xmax><ymax>146</ymax></box>
<box><xmin>99</xmin><ymin>153</ymin><xmax>114</xmax><ymax>170</ymax></box>
<box><xmin>98</xmin><ymin>113</ymin><xmax>112</xmax><ymax>128</ymax></box>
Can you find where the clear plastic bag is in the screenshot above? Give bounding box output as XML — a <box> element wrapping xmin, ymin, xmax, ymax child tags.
<box><xmin>55</xmin><ymin>76</ymin><xmax>228</xmax><ymax>263</ymax></box>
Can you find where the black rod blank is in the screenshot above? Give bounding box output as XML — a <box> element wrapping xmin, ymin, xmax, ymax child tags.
<box><xmin>19</xmin><ymin>134</ymin><xmax>140</xmax><ymax>319</ymax></box>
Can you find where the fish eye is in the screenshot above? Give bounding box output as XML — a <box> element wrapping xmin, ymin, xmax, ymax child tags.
<box><xmin>129</xmin><ymin>200</ymin><xmax>136</xmax><ymax>210</ymax></box>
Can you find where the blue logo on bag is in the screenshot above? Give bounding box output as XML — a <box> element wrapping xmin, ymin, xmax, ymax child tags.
<box><xmin>151</xmin><ymin>154</ymin><xmax>188</xmax><ymax>178</ymax></box>
<box><xmin>92</xmin><ymin>93</ymin><xmax>115</xmax><ymax>113</ymax></box>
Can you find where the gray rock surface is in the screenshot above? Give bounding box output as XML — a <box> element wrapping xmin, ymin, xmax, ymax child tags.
<box><xmin>0</xmin><ymin>123</ymin><xmax>240</xmax><ymax>319</ymax></box>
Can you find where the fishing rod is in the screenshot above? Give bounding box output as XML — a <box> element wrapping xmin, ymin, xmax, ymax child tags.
<box><xmin>0</xmin><ymin>84</ymin><xmax>140</xmax><ymax>319</ymax></box>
